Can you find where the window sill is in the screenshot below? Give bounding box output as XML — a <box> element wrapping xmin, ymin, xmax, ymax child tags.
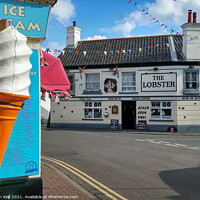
<box><xmin>149</xmin><ymin>119</ymin><xmax>174</xmax><ymax>122</ymax></box>
<box><xmin>119</xmin><ymin>92</ymin><xmax>138</xmax><ymax>94</ymax></box>
<box><xmin>183</xmin><ymin>91</ymin><xmax>199</xmax><ymax>95</ymax></box>
<box><xmin>83</xmin><ymin>90</ymin><xmax>102</xmax><ymax>94</ymax></box>
<box><xmin>82</xmin><ymin>118</ymin><xmax>103</xmax><ymax>121</ymax></box>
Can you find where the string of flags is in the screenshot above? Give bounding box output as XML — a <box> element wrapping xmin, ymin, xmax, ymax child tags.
<box><xmin>41</xmin><ymin>42</ymin><xmax>175</xmax><ymax>57</ymax></box>
<box><xmin>128</xmin><ymin>0</ymin><xmax>200</xmax><ymax>40</ymax></box>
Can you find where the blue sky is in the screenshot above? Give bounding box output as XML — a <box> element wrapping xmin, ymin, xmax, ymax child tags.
<box><xmin>41</xmin><ymin>0</ymin><xmax>200</xmax><ymax>51</ymax></box>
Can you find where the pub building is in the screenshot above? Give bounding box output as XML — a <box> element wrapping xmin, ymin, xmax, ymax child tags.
<box><xmin>51</xmin><ymin>11</ymin><xmax>200</xmax><ymax>132</ymax></box>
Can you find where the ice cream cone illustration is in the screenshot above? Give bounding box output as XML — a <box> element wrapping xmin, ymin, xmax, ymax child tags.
<box><xmin>0</xmin><ymin>20</ymin><xmax>32</xmax><ymax>166</ymax></box>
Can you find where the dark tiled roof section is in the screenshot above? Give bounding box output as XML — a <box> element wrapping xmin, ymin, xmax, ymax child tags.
<box><xmin>173</xmin><ymin>35</ymin><xmax>184</xmax><ymax>61</ymax></box>
<box><xmin>59</xmin><ymin>35</ymin><xmax>184</xmax><ymax>67</ymax></box>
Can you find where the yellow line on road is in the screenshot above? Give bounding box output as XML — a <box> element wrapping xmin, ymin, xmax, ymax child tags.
<box><xmin>42</xmin><ymin>155</ymin><xmax>128</xmax><ymax>200</ymax></box>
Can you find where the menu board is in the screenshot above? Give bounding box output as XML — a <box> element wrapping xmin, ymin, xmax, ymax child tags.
<box><xmin>0</xmin><ymin>49</ymin><xmax>40</xmax><ymax>179</ymax></box>
<box><xmin>138</xmin><ymin>120</ymin><xmax>147</xmax><ymax>131</ymax></box>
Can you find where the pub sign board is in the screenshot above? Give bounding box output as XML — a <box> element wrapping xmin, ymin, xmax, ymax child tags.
<box><xmin>0</xmin><ymin>0</ymin><xmax>50</xmax><ymax>38</ymax></box>
<box><xmin>141</xmin><ymin>73</ymin><xmax>177</xmax><ymax>92</ymax></box>
<box><xmin>138</xmin><ymin>120</ymin><xmax>147</xmax><ymax>131</ymax></box>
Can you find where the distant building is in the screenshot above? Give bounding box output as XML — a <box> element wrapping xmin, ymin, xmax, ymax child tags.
<box><xmin>51</xmin><ymin>11</ymin><xmax>200</xmax><ymax>132</ymax></box>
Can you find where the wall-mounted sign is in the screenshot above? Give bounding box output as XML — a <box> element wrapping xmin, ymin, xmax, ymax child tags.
<box><xmin>141</xmin><ymin>73</ymin><xmax>177</xmax><ymax>92</ymax></box>
<box><xmin>111</xmin><ymin>119</ymin><xmax>119</xmax><ymax>129</ymax></box>
<box><xmin>0</xmin><ymin>50</ymin><xmax>40</xmax><ymax>179</ymax></box>
<box><xmin>138</xmin><ymin>120</ymin><xmax>147</xmax><ymax>131</ymax></box>
<box><xmin>112</xmin><ymin>105</ymin><xmax>118</xmax><ymax>114</ymax></box>
<box><xmin>0</xmin><ymin>0</ymin><xmax>50</xmax><ymax>38</ymax></box>
<box><xmin>104</xmin><ymin>78</ymin><xmax>117</xmax><ymax>93</ymax></box>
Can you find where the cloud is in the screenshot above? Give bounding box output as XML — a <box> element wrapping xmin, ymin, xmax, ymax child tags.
<box><xmin>109</xmin><ymin>0</ymin><xmax>200</xmax><ymax>36</ymax></box>
<box><xmin>146</xmin><ymin>0</ymin><xmax>200</xmax><ymax>25</ymax></box>
<box><xmin>51</xmin><ymin>0</ymin><xmax>76</xmax><ymax>25</ymax></box>
<box><xmin>112</xmin><ymin>11</ymin><xmax>151</xmax><ymax>36</ymax></box>
<box><xmin>83</xmin><ymin>35</ymin><xmax>107</xmax><ymax>41</ymax></box>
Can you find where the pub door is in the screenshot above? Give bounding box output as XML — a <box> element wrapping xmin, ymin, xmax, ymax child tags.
<box><xmin>122</xmin><ymin>101</ymin><xmax>136</xmax><ymax>129</ymax></box>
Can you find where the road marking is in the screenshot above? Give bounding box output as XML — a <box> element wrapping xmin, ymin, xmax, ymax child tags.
<box><xmin>42</xmin><ymin>156</ymin><xmax>128</xmax><ymax>200</ymax></box>
<box><xmin>185</xmin><ymin>146</ymin><xmax>200</xmax><ymax>150</ymax></box>
<box><xmin>115</xmin><ymin>137</ymin><xmax>121</xmax><ymax>139</ymax></box>
<box><xmin>149</xmin><ymin>141</ymin><xmax>162</xmax><ymax>144</ymax></box>
<box><xmin>165</xmin><ymin>143</ymin><xmax>179</xmax><ymax>147</ymax></box>
<box><xmin>105</xmin><ymin>135</ymin><xmax>111</xmax><ymax>138</ymax></box>
<box><xmin>135</xmin><ymin>139</ymin><xmax>145</xmax><ymax>142</ymax></box>
<box><xmin>173</xmin><ymin>143</ymin><xmax>187</xmax><ymax>147</ymax></box>
<box><xmin>157</xmin><ymin>141</ymin><xmax>170</xmax><ymax>144</ymax></box>
<box><xmin>124</xmin><ymin>138</ymin><xmax>132</xmax><ymax>140</ymax></box>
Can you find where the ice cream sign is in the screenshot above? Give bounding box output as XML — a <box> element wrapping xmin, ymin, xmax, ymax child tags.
<box><xmin>0</xmin><ymin>0</ymin><xmax>50</xmax><ymax>38</ymax></box>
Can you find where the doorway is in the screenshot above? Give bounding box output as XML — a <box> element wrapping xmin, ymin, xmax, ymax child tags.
<box><xmin>122</xmin><ymin>101</ymin><xmax>136</xmax><ymax>129</ymax></box>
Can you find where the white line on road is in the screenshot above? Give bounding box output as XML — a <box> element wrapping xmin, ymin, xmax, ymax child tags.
<box><xmin>157</xmin><ymin>141</ymin><xmax>170</xmax><ymax>144</ymax></box>
<box><xmin>185</xmin><ymin>146</ymin><xmax>200</xmax><ymax>150</ymax></box>
<box><xmin>135</xmin><ymin>139</ymin><xmax>145</xmax><ymax>142</ymax></box>
<box><xmin>149</xmin><ymin>141</ymin><xmax>163</xmax><ymax>144</ymax></box>
<box><xmin>105</xmin><ymin>135</ymin><xmax>111</xmax><ymax>138</ymax></box>
<box><xmin>173</xmin><ymin>143</ymin><xmax>187</xmax><ymax>147</ymax></box>
<box><xmin>165</xmin><ymin>143</ymin><xmax>180</xmax><ymax>147</ymax></box>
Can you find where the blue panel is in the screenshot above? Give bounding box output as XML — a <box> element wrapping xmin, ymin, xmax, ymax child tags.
<box><xmin>0</xmin><ymin>0</ymin><xmax>50</xmax><ymax>38</ymax></box>
<box><xmin>0</xmin><ymin>49</ymin><xmax>40</xmax><ymax>179</ymax></box>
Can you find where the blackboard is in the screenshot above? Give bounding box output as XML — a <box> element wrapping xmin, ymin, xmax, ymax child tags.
<box><xmin>138</xmin><ymin>120</ymin><xmax>147</xmax><ymax>131</ymax></box>
<box><xmin>111</xmin><ymin>119</ymin><xmax>119</xmax><ymax>129</ymax></box>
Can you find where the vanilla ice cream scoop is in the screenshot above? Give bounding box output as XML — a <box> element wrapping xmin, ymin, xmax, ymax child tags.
<box><xmin>0</xmin><ymin>26</ymin><xmax>32</xmax><ymax>96</ymax></box>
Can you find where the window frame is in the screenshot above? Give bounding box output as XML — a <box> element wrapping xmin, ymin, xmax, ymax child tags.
<box><xmin>150</xmin><ymin>101</ymin><xmax>172</xmax><ymax>120</ymax></box>
<box><xmin>83</xmin><ymin>101</ymin><xmax>102</xmax><ymax>119</ymax></box>
<box><xmin>183</xmin><ymin>70</ymin><xmax>199</xmax><ymax>93</ymax></box>
<box><xmin>85</xmin><ymin>73</ymin><xmax>100</xmax><ymax>91</ymax></box>
<box><xmin>121</xmin><ymin>72</ymin><xmax>136</xmax><ymax>92</ymax></box>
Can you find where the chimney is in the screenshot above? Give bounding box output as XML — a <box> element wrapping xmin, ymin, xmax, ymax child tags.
<box><xmin>67</xmin><ymin>21</ymin><xmax>81</xmax><ymax>48</ymax></box>
<box><xmin>193</xmin><ymin>12</ymin><xmax>197</xmax><ymax>23</ymax></box>
<box><xmin>188</xmin><ymin>10</ymin><xmax>192</xmax><ymax>23</ymax></box>
<box><xmin>181</xmin><ymin>10</ymin><xmax>200</xmax><ymax>60</ymax></box>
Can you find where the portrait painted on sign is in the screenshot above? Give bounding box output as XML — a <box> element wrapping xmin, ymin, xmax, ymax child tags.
<box><xmin>104</xmin><ymin>78</ymin><xmax>117</xmax><ymax>93</ymax></box>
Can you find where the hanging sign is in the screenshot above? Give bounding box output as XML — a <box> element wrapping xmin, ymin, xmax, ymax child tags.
<box><xmin>0</xmin><ymin>0</ymin><xmax>50</xmax><ymax>38</ymax></box>
<box><xmin>141</xmin><ymin>73</ymin><xmax>177</xmax><ymax>92</ymax></box>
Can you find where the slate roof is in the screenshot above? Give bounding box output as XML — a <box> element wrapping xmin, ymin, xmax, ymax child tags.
<box><xmin>59</xmin><ymin>35</ymin><xmax>185</xmax><ymax>68</ymax></box>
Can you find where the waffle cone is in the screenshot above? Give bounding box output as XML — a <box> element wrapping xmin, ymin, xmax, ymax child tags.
<box><xmin>0</xmin><ymin>92</ymin><xmax>30</xmax><ymax>166</ymax></box>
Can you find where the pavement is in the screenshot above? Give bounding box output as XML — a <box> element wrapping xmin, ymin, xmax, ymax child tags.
<box><xmin>41</xmin><ymin>162</ymin><xmax>95</xmax><ymax>200</ymax></box>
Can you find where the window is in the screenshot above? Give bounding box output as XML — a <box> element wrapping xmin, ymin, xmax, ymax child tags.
<box><xmin>184</xmin><ymin>71</ymin><xmax>199</xmax><ymax>92</ymax></box>
<box><xmin>68</xmin><ymin>74</ymin><xmax>75</xmax><ymax>95</ymax></box>
<box><xmin>83</xmin><ymin>102</ymin><xmax>102</xmax><ymax>119</ymax></box>
<box><xmin>122</xmin><ymin>73</ymin><xmax>136</xmax><ymax>92</ymax></box>
<box><xmin>86</xmin><ymin>74</ymin><xmax>100</xmax><ymax>91</ymax></box>
<box><xmin>151</xmin><ymin>101</ymin><xmax>172</xmax><ymax>120</ymax></box>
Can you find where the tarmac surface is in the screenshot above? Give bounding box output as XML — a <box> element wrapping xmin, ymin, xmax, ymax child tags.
<box><xmin>41</xmin><ymin>128</ymin><xmax>200</xmax><ymax>200</ymax></box>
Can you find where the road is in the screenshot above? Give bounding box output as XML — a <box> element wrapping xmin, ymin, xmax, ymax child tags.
<box><xmin>42</xmin><ymin>129</ymin><xmax>200</xmax><ymax>200</ymax></box>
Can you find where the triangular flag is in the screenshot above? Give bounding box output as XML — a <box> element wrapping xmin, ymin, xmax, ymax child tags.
<box><xmin>69</xmin><ymin>50</ymin><xmax>72</xmax><ymax>55</ymax></box>
<box><xmin>83</xmin><ymin>51</ymin><xmax>87</xmax><ymax>56</ymax></box>
<box><xmin>138</xmin><ymin>6</ymin><xmax>141</xmax><ymax>10</ymax></box>
<box><xmin>167</xmin><ymin>43</ymin><xmax>170</xmax><ymax>47</ymax></box>
<box><xmin>97</xmin><ymin>51</ymin><xmax>100</xmax><ymax>54</ymax></box>
<box><xmin>116</xmin><ymin>50</ymin><xmax>120</xmax><ymax>54</ymax></box>
<box><xmin>139</xmin><ymin>48</ymin><xmax>142</xmax><ymax>52</ymax></box>
<box><xmin>134</xmin><ymin>2</ymin><xmax>137</xmax><ymax>6</ymax></box>
<box><xmin>110</xmin><ymin>51</ymin><xmax>113</xmax><ymax>54</ymax></box>
<box><xmin>104</xmin><ymin>51</ymin><xmax>107</xmax><ymax>56</ymax></box>
<box><xmin>122</xmin><ymin>50</ymin><xmax>126</xmax><ymax>54</ymax></box>
<box><xmin>54</xmin><ymin>49</ymin><xmax>58</xmax><ymax>54</ymax></box>
<box><xmin>150</xmin><ymin>44</ymin><xmax>153</xmax><ymax>47</ymax></box>
<box><xmin>46</xmin><ymin>48</ymin><xmax>50</xmax><ymax>53</ymax></box>
<box><xmin>154</xmin><ymin>20</ymin><xmax>159</xmax><ymax>23</ymax></box>
<box><xmin>150</xmin><ymin>18</ymin><xmax>155</xmax><ymax>21</ymax></box>
<box><xmin>62</xmin><ymin>50</ymin><xmax>65</xmax><ymax>54</ymax></box>
<box><xmin>76</xmin><ymin>51</ymin><xmax>79</xmax><ymax>55</ymax></box>
<box><xmin>141</xmin><ymin>9</ymin><xmax>145</xmax><ymax>12</ymax></box>
<box><xmin>128</xmin><ymin>50</ymin><xmax>131</xmax><ymax>53</ymax></box>
<box><xmin>176</xmin><ymin>41</ymin><xmax>179</xmax><ymax>45</ymax></box>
